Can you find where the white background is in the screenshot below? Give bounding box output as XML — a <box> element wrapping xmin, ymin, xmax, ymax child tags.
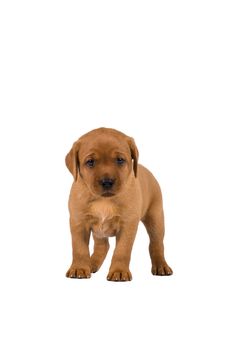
<box><xmin>0</xmin><ymin>1</ymin><xmax>233</xmax><ymax>349</ymax></box>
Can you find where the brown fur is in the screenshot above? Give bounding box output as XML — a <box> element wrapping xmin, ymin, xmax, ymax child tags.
<box><xmin>65</xmin><ymin>128</ymin><xmax>172</xmax><ymax>281</ymax></box>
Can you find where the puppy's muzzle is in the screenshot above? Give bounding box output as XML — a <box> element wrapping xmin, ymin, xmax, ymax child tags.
<box><xmin>99</xmin><ymin>178</ymin><xmax>115</xmax><ymax>190</ymax></box>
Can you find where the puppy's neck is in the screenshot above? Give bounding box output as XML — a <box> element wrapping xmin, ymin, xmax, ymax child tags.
<box><xmin>89</xmin><ymin>198</ymin><xmax>117</xmax><ymax>221</ymax></box>
<box><xmin>88</xmin><ymin>198</ymin><xmax>121</xmax><ymax>238</ymax></box>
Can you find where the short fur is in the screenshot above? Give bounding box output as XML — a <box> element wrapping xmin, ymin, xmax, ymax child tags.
<box><xmin>65</xmin><ymin>128</ymin><xmax>172</xmax><ymax>281</ymax></box>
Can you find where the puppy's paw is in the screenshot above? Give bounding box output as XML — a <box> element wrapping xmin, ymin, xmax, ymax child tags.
<box><xmin>66</xmin><ymin>264</ymin><xmax>91</xmax><ymax>279</ymax></box>
<box><xmin>151</xmin><ymin>261</ymin><xmax>173</xmax><ymax>276</ymax></box>
<box><xmin>90</xmin><ymin>262</ymin><xmax>99</xmax><ymax>273</ymax></box>
<box><xmin>107</xmin><ymin>269</ymin><xmax>132</xmax><ymax>282</ymax></box>
<box><xmin>90</xmin><ymin>257</ymin><xmax>102</xmax><ymax>273</ymax></box>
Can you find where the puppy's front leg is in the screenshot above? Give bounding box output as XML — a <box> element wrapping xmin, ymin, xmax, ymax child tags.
<box><xmin>66</xmin><ymin>221</ymin><xmax>91</xmax><ymax>279</ymax></box>
<box><xmin>107</xmin><ymin>221</ymin><xmax>138</xmax><ymax>282</ymax></box>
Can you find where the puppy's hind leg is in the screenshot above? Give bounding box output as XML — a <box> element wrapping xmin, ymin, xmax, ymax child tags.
<box><xmin>91</xmin><ymin>236</ymin><xmax>110</xmax><ymax>273</ymax></box>
<box><xmin>142</xmin><ymin>203</ymin><xmax>173</xmax><ymax>276</ymax></box>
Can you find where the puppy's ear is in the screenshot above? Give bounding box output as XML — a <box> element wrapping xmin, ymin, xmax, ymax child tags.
<box><xmin>65</xmin><ymin>141</ymin><xmax>80</xmax><ymax>181</ymax></box>
<box><xmin>128</xmin><ymin>137</ymin><xmax>139</xmax><ymax>177</ymax></box>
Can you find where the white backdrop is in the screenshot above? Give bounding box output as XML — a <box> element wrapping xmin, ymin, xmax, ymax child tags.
<box><xmin>0</xmin><ymin>1</ymin><xmax>233</xmax><ymax>349</ymax></box>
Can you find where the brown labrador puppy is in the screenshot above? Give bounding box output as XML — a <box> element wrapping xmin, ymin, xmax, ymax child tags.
<box><xmin>65</xmin><ymin>128</ymin><xmax>172</xmax><ymax>281</ymax></box>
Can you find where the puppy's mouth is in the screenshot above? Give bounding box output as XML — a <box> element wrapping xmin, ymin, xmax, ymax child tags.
<box><xmin>101</xmin><ymin>192</ymin><xmax>115</xmax><ymax>197</ymax></box>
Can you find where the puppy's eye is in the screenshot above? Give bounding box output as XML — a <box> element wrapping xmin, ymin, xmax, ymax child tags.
<box><xmin>86</xmin><ymin>159</ymin><xmax>95</xmax><ymax>168</ymax></box>
<box><xmin>116</xmin><ymin>158</ymin><xmax>125</xmax><ymax>165</ymax></box>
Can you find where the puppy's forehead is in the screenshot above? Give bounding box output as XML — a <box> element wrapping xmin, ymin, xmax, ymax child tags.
<box><xmin>79</xmin><ymin>133</ymin><xmax>129</xmax><ymax>158</ymax></box>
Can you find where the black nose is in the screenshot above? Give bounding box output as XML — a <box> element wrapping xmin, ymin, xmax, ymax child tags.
<box><xmin>100</xmin><ymin>178</ymin><xmax>115</xmax><ymax>189</ymax></box>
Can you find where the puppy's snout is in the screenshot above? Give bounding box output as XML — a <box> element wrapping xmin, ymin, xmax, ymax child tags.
<box><xmin>100</xmin><ymin>178</ymin><xmax>115</xmax><ymax>189</ymax></box>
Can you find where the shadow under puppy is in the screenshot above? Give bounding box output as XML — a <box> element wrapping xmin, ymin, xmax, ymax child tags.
<box><xmin>65</xmin><ymin>127</ymin><xmax>173</xmax><ymax>281</ymax></box>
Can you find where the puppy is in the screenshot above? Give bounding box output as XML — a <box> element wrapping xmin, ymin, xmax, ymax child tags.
<box><xmin>65</xmin><ymin>128</ymin><xmax>172</xmax><ymax>281</ymax></box>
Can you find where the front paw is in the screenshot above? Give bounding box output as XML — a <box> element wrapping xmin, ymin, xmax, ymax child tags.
<box><xmin>66</xmin><ymin>264</ymin><xmax>91</xmax><ymax>279</ymax></box>
<box><xmin>151</xmin><ymin>261</ymin><xmax>173</xmax><ymax>276</ymax></box>
<box><xmin>107</xmin><ymin>269</ymin><xmax>132</xmax><ymax>282</ymax></box>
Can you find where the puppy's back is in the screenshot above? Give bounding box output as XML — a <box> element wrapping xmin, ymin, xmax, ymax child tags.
<box><xmin>138</xmin><ymin>164</ymin><xmax>163</xmax><ymax>217</ymax></box>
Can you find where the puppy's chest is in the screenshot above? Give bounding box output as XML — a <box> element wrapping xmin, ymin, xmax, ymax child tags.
<box><xmin>88</xmin><ymin>201</ymin><xmax>121</xmax><ymax>238</ymax></box>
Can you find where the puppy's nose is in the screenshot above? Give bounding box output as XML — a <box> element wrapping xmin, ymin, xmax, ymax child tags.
<box><xmin>100</xmin><ymin>178</ymin><xmax>115</xmax><ymax>189</ymax></box>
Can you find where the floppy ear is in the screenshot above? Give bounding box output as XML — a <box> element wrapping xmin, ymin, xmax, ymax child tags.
<box><xmin>128</xmin><ymin>137</ymin><xmax>139</xmax><ymax>177</ymax></box>
<box><xmin>65</xmin><ymin>141</ymin><xmax>80</xmax><ymax>181</ymax></box>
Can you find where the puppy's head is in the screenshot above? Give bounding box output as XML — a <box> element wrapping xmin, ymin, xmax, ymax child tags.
<box><xmin>65</xmin><ymin>128</ymin><xmax>139</xmax><ymax>197</ymax></box>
